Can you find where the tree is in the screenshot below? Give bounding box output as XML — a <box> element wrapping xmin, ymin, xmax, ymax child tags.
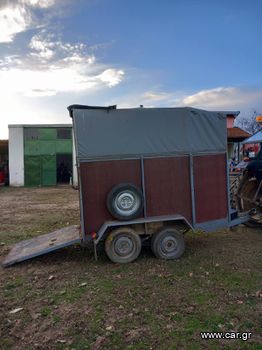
<box><xmin>235</xmin><ymin>109</ymin><xmax>262</xmax><ymax>135</ymax></box>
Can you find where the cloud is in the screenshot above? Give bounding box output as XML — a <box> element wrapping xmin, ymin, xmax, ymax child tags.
<box><xmin>0</xmin><ymin>66</ymin><xmax>124</xmax><ymax>97</ymax></box>
<box><xmin>109</xmin><ymin>89</ymin><xmax>181</xmax><ymax>108</ymax></box>
<box><xmin>21</xmin><ymin>0</ymin><xmax>56</xmax><ymax>8</ymax></box>
<box><xmin>28</xmin><ymin>33</ymin><xmax>96</xmax><ymax>63</ymax></box>
<box><xmin>0</xmin><ymin>1</ymin><xmax>125</xmax><ymax>97</ymax></box>
<box><xmin>29</xmin><ymin>34</ymin><xmax>55</xmax><ymax>60</ymax></box>
<box><xmin>99</xmin><ymin>69</ymin><xmax>125</xmax><ymax>87</ymax></box>
<box><xmin>0</xmin><ymin>6</ymin><xmax>31</xmax><ymax>43</ymax></box>
<box><xmin>0</xmin><ymin>32</ymin><xmax>125</xmax><ymax>97</ymax></box>
<box><xmin>109</xmin><ymin>86</ymin><xmax>262</xmax><ymax>113</ymax></box>
<box><xmin>0</xmin><ymin>0</ymin><xmax>57</xmax><ymax>43</ymax></box>
<box><xmin>180</xmin><ymin>87</ymin><xmax>262</xmax><ymax>109</ymax></box>
<box><xmin>142</xmin><ymin>91</ymin><xmax>172</xmax><ymax>102</ymax></box>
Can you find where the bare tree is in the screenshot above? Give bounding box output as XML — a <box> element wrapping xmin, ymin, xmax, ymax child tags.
<box><xmin>235</xmin><ymin>109</ymin><xmax>262</xmax><ymax>134</ymax></box>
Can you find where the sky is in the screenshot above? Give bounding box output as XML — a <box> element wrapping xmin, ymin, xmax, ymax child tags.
<box><xmin>0</xmin><ymin>0</ymin><xmax>262</xmax><ymax>138</ymax></box>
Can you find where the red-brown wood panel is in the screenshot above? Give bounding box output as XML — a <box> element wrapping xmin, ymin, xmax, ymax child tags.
<box><xmin>80</xmin><ymin>159</ymin><xmax>141</xmax><ymax>235</ymax></box>
<box><xmin>193</xmin><ymin>154</ymin><xmax>228</xmax><ymax>223</ymax></box>
<box><xmin>144</xmin><ymin>156</ymin><xmax>192</xmax><ymax>223</ymax></box>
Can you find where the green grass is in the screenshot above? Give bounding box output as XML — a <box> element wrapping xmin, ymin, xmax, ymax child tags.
<box><xmin>41</xmin><ymin>306</ymin><xmax>52</xmax><ymax>317</ymax></box>
<box><xmin>0</xmin><ymin>187</ymin><xmax>261</xmax><ymax>349</ymax></box>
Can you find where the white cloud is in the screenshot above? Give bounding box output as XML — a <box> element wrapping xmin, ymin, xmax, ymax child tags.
<box><xmin>99</xmin><ymin>69</ymin><xmax>125</xmax><ymax>87</ymax></box>
<box><xmin>21</xmin><ymin>0</ymin><xmax>56</xmax><ymax>8</ymax></box>
<box><xmin>109</xmin><ymin>89</ymin><xmax>181</xmax><ymax>108</ymax></box>
<box><xmin>0</xmin><ymin>1</ymin><xmax>126</xmax><ymax>138</ymax></box>
<box><xmin>0</xmin><ymin>6</ymin><xmax>31</xmax><ymax>43</ymax></box>
<box><xmin>0</xmin><ymin>0</ymin><xmax>58</xmax><ymax>43</ymax></box>
<box><xmin>142</xmin><ymin>91</ymin><xmax>171</xmax><ymax>102</ymax></box>
<box><xmin>0</xmin><ymin>32</ymin><xmax>125</xmax><ymax>97</ymax></box>
<box><xmin>28</xmin><ymin>33</ymin><xmax>97</xmax><ymax>63</ymax></box>
<box><xmin>0</xmin><ymin>66</ymin><xmax>124</xmax><ymax>97</ymax></box>
<box><xmin>29</xmin><ymin>34</ymin><xmax>55</xmax><ymax>60</ymax></box>
<box><xmin>63</xmin><ymin>54</ymin><xmax>95</xmax><ymax>64</ymax></box>
<box><xmin>108</xmin><ymin>86</ymin><xmax>262</xmax><ymax>113</ymax></box>
<box><xmin>0</xmin><ymin>55</ymin><xmax>23</xmax><ymax>67</ymax></box>
<box><xmin>180</xmin><ymin>87</ymin><xmax>262</xmax><ymax>109</ymax></box>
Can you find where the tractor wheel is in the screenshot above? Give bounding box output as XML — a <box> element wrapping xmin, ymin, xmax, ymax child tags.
<box><xmin>236</xmin><ymin>172</ymin><xmax>262</xmax><ymax>227</ymax></box>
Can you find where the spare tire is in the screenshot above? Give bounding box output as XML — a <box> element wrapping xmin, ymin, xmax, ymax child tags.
<box><xmin>107</xmin><ymin>183</ymin><xmax>144</xmax><ymax>220</ymax></box>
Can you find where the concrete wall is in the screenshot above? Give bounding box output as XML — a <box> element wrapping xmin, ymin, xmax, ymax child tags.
<box><xmin>9</xmin><ymin>127</ymin><xmax>24</xmax><ymax>186</ymax></box>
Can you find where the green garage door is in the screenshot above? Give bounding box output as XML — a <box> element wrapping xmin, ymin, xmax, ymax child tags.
<box><xmin>24</xmin><ymin>156</ymin><xmax>41</xmax><ymax>186</ymax></box>
<box><xmin>24</xmin><ymin>155</ymin><xmax>56</xmax><ymax>186</ymax></box>
<box><xmin>24</xmin><ymin>127</ymin><xmax>72</xmax><ymax>186</ymax></box>
<box><xmin>42</xmin><ymin>155</ymin><xmax>56</xmax><ymax>186</ymax></box>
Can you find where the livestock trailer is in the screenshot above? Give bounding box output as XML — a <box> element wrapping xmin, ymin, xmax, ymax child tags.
<box><xmin>3</xmin><ymin>105</ymin><xmax>249</xmax><ymax>266</ymax></box>
<box><xmin>67</xmin><ymin>105</ymin><xmax>248</xmax><ymax>263</ymax></box>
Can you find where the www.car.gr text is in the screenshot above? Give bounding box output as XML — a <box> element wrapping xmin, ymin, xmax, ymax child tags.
<box><xmin>200</xmin><ymin>331</ymin><xmax>252</xmax><ymax>341</ymax></box>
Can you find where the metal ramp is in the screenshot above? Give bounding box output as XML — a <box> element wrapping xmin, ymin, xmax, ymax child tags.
<box><xmin>2</xmin><ymin>225</ymin><xmax>81</xmax><ymax>267</ymax></box>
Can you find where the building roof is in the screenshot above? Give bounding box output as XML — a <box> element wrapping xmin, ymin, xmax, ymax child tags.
<box><xmin>8</xmin><ymin>124</ymin><xmax>72</xmax><ymax>128</ymax></box>
<box><xmin>242</xmin><ymin>130</ymin><xmax>262</xmax><ymax>144</ymax></box>
<box><xmin>217</xmin><ymin>111</ymin><xmax>240</xmax><ymax>117</ymax></box>
<box><xmin>227</xmin><ymin>127</ymin><xmax>251</xmax><ymax>141</ymax></box>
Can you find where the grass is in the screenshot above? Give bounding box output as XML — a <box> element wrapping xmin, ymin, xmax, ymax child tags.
<box><xmin>0</xmin><ymin>187</ymin><xmax>261</xmax><ymax>349</ymax></box>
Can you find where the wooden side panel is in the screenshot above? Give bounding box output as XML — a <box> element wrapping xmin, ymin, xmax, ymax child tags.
<box><xmin>80</xmin><ymin>160</ymin><xmax>141</xmax><ymax>235</ymax></box>
<box><xmin>144</xmin><ymin>156</ymin><xmax>192</xmax><ymax>222</ymax></box>
<box><xmin>193</xmin><ymin>154</ymin><xmax>228</xmax><ymax>223</ymax></box>
<box><xmin>80</xmin><ymin>154</ymin><xmax>228</xmax><ymax>235</ymax></box>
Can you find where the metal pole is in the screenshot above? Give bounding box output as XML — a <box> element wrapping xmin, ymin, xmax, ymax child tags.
<box><xmin>189</xmin><ymin>154</ymin><xmax>196</xmax><ymax>227</ymax></box>
<box><xmin>140</xmin><ymin>156</ymin><xmax>147</xmax><ymax>218</ymax></box>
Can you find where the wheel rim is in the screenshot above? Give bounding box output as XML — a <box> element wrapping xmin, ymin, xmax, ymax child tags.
<box><xmin>114</xmin><ymin>236</ymin><xmax>135</xmax><ymax>257</ymax></box>
<box><xmin>114</xmin><ymin>191</ymin><xmax>140</xmax><ymax>216</ymax></box>
<box><xmin>160</xmin><ymin>235</ymin><xmax>178</xmax><ymax>256</ymax></box>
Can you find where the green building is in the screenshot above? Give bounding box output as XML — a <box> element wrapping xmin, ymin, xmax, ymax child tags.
<box><xmin>9</xmin><ymin>124</ymin><xmax>77</xmax><ymax>187</ymax></box>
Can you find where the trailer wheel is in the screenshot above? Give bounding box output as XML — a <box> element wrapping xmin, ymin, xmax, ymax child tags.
<box><xmin>105</xmin><ymin>227</ymin><xmax>142</xmax><ymax>263</ymax></box>
<box><xmin>151</xmin><ymin>227</ymin><xmax>185</xmax><ymax>260</ymax></box>
<box><xmin>107</xmin><ymin>183</ymin><xmax>143</xmax><ymax>220</ymax></box>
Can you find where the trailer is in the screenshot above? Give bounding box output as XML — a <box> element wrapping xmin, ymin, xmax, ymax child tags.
<box><xmin>3</xmin><ymin>106</ymin><xmax>249</xmax><ymax>266</ymax></box>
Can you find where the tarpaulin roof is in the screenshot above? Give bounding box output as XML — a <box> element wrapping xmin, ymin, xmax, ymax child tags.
<box><xmin>68</xmin><ymin>106</ymin><xmax>228</xmax><ymax>161</ymax></box>
<box><xmin>242</xmin><ymin>131</ymin><xmax>262</xmax><ymax>144</ymax></box>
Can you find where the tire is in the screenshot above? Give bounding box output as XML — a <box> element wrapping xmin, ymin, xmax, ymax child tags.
<box><xmin>237</xmin><ymin>172</ymin><xmax>262</xmax><ymax>227</ymax></box>
<box><xmin>244</xmin><ymin>219</ymin><xmax>262</xmax><ymax>228</ymax></box>
<box><xmin>151</xmin><ymin>227</ymin><xmax>185</xmax><ymax>260</ymax></box>
<box><xmin>105</xmin><ymin>227</ymin><xmax>142</xmax><ymax>263</ymax></box>
<box><xmin>237</xmin><ymin>172</ymin><xmax>259</xmax><ymax>212</ymax></box>
<box><xmin>107</xmin><ymin>183</ymin><xmax>143</xmax><ymax>220</ymax></box>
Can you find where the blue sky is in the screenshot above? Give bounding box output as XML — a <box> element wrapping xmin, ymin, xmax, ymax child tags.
<box><xmin>0</xmin><ymin>0</ymin><xmax>262</xmax><ymax>138</ymax></box>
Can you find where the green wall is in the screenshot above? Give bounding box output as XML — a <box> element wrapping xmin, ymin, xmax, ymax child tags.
<box><xmin>24</xmin><ymin>127</ymin><xmax>72</xmax><ymax>187</ymax></box>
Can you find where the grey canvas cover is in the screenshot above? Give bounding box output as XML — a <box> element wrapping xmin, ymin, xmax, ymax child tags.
<box><xmin>68</xmin><ymin>106</ymin><xmax>228</xmax><ymax>161</ymax></box>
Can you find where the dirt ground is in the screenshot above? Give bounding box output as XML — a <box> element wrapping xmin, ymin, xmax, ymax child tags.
<box><xmin>0</xmin><ymin>187</ymin><xmax>261</xmax><ymax>350</ymax></box>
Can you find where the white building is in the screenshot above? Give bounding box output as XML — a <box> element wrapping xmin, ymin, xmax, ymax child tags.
<box><xmin>9</xmin><ymin>124</ymin><xmax>78</xmax><ymax>187</ymax></box>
